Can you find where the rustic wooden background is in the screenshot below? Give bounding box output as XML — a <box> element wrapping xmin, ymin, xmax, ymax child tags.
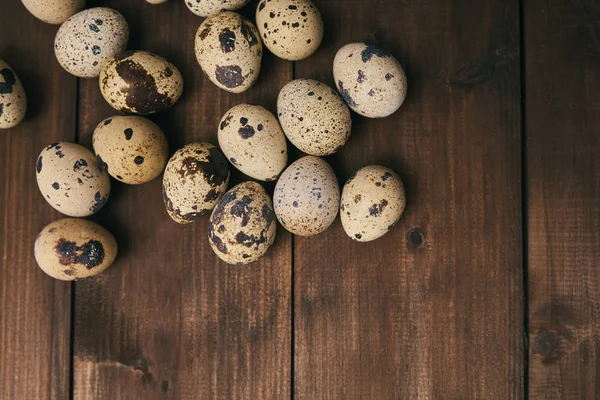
<box><xmin>1</xmin><ymin>0</ymin><xmax>598</xmax><ymax>398</ymax></box>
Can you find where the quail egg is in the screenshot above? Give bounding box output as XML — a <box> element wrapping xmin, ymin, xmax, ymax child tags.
<box><xmin>273</xmin><ymin>156</ymin><xmax>339</xmax><ymax>236</ymax></box>
<box><xmin>100</xmin><ymin>50</ymin><xmax>183</xmax><ymax>115</ymax></box>
<box><xmin>34</xmin><ymin>218</ymin><xmax>117</xmax><ymax>280</ymax></box>
<box><xmin>208</xmin><ymin>181</ymin><xmax>277</xmax><ymax>264</ymax></box>
<box><xmin>340</xmin><ymin>165</ymin><xmax>406</xmax><ymax>241</ymax></box>
<box><xmin>333</xmin><ymin>43</ymin><xmax>407</xmax><ymax>118</ymax></box>
<box><xmin>218</xmin><ymin>103</ymin><xmax>287</xmax><ymax>181</ymax></box>
<box><xmin>162</xmin><ymin>142</ymin><xmax>230</xmax><ymax>224</ymax></box>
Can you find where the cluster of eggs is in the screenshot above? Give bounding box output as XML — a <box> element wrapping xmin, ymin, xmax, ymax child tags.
<box><xmin>9</xmin><ymin>0</ymin><xmax>408</xmax><ymax>280</ymax></box>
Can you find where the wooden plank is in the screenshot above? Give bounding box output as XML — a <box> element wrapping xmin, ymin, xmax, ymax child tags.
<box><xmin>294</xmin><ymin>0</ymin><xmax>523</xmax><ymax>398</ymax></box>
<box><xmin>0</xmin><ymin>4</ymin><xmax>76</xmax><ymax>400</ymax></box>
<box><xmin>73</xmin><ymin>1</ymin><xmax>292</xmax><ymax>399</ymax></box>
<box><xmin>525</xmin><ymin>0</ymin><xmax>600</xmax><ymax>398</ymax></box>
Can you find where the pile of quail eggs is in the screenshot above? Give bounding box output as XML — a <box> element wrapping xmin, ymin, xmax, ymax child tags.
<box><xmin>3</xmin><ymin>0</ymin><xmax>408</xmax><ymax>280</ymax></box>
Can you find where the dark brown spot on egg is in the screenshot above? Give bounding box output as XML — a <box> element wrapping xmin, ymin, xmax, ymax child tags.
<box><xmin>113</xmin><ymin>52</ymin><xmax>174</xmax><ymax>115</ymax></box>
<box><xmin>220</xmin><ymin>114</ymin><xmax>233</xmax><ymax>130</ymax></box>
<box><xmin>0</xmin><ymin>68</ymin><xmax>16</xmax><ymax>94</ymax></box>
<box><xmin>240</xmin><ymin>19</ymin><xmax>259</xmax><ymax>47</ymax></box>
<box><xmin>204</xmin><ymin>189</ymin><xmax>220</xmax><ymax>202</ymax></box>
<box><xmin>124</xmin><ymin>128</ymin><xmax>133</xmax><ymax>140</ymax></box>
<box><xmin>134</xmin><ymin>156</ymin><xmax>144</xmax><ymax>165</ymax></box>
<box><xmin>239</xmin><ymin>125</ymin><xmax>255</xmax><ymax>139</ymax></box>
<box><xmin>357</xmin><ymin>70</ymin><xmax>366</xmax><ymax>83</ymax></box>
<box><xmin>55</xmin><ymin>238</ymin><xmax>105</xmax><ymax>269</ymax></box>
<box><xmin>369</xmin><ymin>200</ymin><xmax>389</xmax><ymax>217</ymax></box>
<box><xmin>219</xmin><ymin>28</ymin><xmax>236</xmax><ymax>53</ymax></box>
<box><xmin>261</xmin><ymin>204</ymin><xmax>275</xmax><ymax>226</ymax></box>
<box><xmin>208</xmin><ymin>224</ymin><xmax>228</xmax><ymax>254</ymax></box>
<box><xmin>211</xmin><ymin>191</ymin><xmax>237</xmax><ymax>225</ymax></box>
<box><xmin>199</xmin><ymin>24</ymin><xmax>212</xmax><ymax>39</ymax></box>
<box><xmin>37</xmin><ymin>156</ymin><xmax>43</xmax><ymax>173</ymax></box>
<box><xmin>90</xmin><ymin>191</ymin><xmax>108</xmax><ymax>213</ymax></box>
<box><xmin>52</xmin><ymin>182</ymin><xmax>60</xmax><ymax>190</ymax></box>
<box><xmin>361</xmin><ymin>45</ymin><xmax>391</xmax><ymax>63</ymax></box>
<box><xmin>215</xmin><ymin>65</ymin><xmax>245</xmax><ymax>89</ymax></box>
<box><xmin>337</xmin><ymin>80</ymin><xmax>357</xmax><ymax>107</ymax></box>
<box><xmin>178</xmin><ymin>147</ymin><xmax>229</xmax><ymax>187</ymax></box>
<box><xmin>230</xmin><ymin>195</ymin><xmax>253</xmax><ymax>226</ymax></box>
<box><xmin>73</xmin><ymin>159</ymin><xmax>88</xmax><ymax>171</ymax></box>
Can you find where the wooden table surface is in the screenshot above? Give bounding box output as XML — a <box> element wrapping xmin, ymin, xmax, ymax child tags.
<box><xmin>1</xmin><ymin>0</ymin><xmax>599</xmax><ymax>398</ymax></box>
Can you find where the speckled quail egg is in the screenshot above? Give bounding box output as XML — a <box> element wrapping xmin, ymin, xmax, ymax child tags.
<box><xmin>147</xmin><ymin>0</ymin><xmax>168</xmax><ymax>4</ymax></box>
<box><xmin>218</xmin><ymin>104</ymin><xmax>287</xmax><ymax>181</ymax></box>
<box><xmin>333</xmin><ymin>43</ymin><xmax>407</xmax><ymax>118</ymax></box>
<box><xmin>92</xmin><ymin>116</ymin><xmax>168</xmax><ymax>184</ymax></box>
<box><xmin>185</xmin><ymin>0</ymin><xmax>250</xmax><ymax>17</ymax></box>
<box><xmin>34</xmin><ymin>218</ymin><xmax>117</xmax><ymax>281</ymax></box>
<box><xmin>195</xmin><ymin>12</ymin><xmax>262</xmax><ymax>93</ymax></box>
<box><xmin>162</xmin><ymin>143</ymin><xmax>230</xmax><ymax>224</ymax></box>
<box><xmin>0</xmin><ymin>60</ymin><xmax>27</xmax><ymax>129</ymax></box>
<box><xmin>340</xmin><ymin>165</ymin><xmax>406</xmax><ymax>242</ymax></box>
<box><xmin>36</xmin><ymin>142</ymin><xmax>111</xmax><ymax>217</ymax></box>
<box><xmin>100</xmin><ymin>50</ymin><xmax>183</xmax><ymax>115</ymax></box>
<box><xmin>274</xmin><ymin>156</ymin><xmax>339</xmax><ymax>236</ymax></box>
<box><xmin>208</xmin><ymin>181</ymin><xmax>277</xmax><ymax>264</ymax></box>
<box><xmin>277</xmin><ymin>79</ymin><xmax>351</xmax><ymax>156</ymax></box>
<box><xmin>256</xmin><ymin>0</ymin><xmax>323</xmax><ymax>61</ymax></box>
<box><xmin>54</xmin><ymin>8</ymin><xmax>129</xmax><ymax>78</ymax></box>
<box><xmin>21</xmin><ymin>0</ymin><xmax>85</xmax><ymax>24</ymax></box>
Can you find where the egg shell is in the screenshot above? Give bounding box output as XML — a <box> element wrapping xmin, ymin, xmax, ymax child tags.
<box><xmin>92</xmin><ymin>116</ymin><xmax>168</xmax><ymax>184</ymax></box>
<box><xmin>277</xmin><ymin>79</ymin><xmax>351</xmax><ymax>156</ymax></box>
<box><xmin>162</xmin><ymin>143</ymin><xmax>230</xmax><ymax>224</ymax></box>
<box><xmin>185</xmin><ymin>0</ymin><xmax>250</xmax><ymax>17</ymax></box>
<box><xmin>0</xmin><ymin>60</ymin><xmax>27</xmax><ymax>129</ymax></box>
<box><xmin>147</xmin><ymin>0</ymin><xmax>168</xmax><ymax>3</ymax></box>
<box><xmin>218</xmin><ymin>104</ymin><xmax>287</xmax><ymax>181</ymax></box>
<box><xmin>100</xmin><ymin>50</ymin><xmax>183</xmax><ymax>115</ymax></box>
<box><xmin>21</xmin><ymin>0</ymin><xmax>85</xmax><ymax>24</ymax></box>
<box><xmin>340</xmin><ymin>165</ymin><xmax>406</xmax><ymax>242</ymax></box>
<box><xmin>333</xmin><ymin>43</ymin><xmax>407</xmax><ymax>118</ymax></box>
<box><xmin>195</xmin><ymin>12</ymin><xmax>262</xmax><ymax>93</ymax></box>
<box><xmin>36</xmin><ymin>142</ymin><xmax>111</xmax><ymax>217</ymax></box>
<box><xmin>208</xmin><ymin>181</ymin><xmax>277</xmax><ymax>264</ymax></box>
<box><xmin>273</xmin><ymin>156</ymin><xmax>339</xmax><ymax>236</ymax></box>
<box><xmin>256</xmin><ymin>0</ymin><xmax>323</xmax><ymax>61</ymax></box>
<box><xmin>54</xmin><ymin>8</ymin><xmax>129</xmax><ymax>78</ymax></box>
<box><xmin>34</xmin><ymin>218</ymin><xmax>117</xmax><ymax>281</ymax></box>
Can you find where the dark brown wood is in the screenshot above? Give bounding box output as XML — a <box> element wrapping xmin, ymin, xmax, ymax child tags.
<box><xmin>526</xmin><ymin>0</ymin><xmax>600</xmax><ymax>398</ymax></box>
<box><xmin>293</xmin><ymin>0</ymin><xmax>524</xmax><ymax>398</ymax></box>
<box><xmin>0</xmin><ymin>3</ymin><xmax>76</xmax><ymax>399</ymax></box>
<box><xmin>73</xmin><ymin>1</ymin><xmax>292</xmax><ymax>398</ymax></box>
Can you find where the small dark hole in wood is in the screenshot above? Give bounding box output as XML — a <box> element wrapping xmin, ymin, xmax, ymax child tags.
<box><xmin>408</xmin><ymin>229</ymin><xmax>424</xmax><ymax>247</ymax></box>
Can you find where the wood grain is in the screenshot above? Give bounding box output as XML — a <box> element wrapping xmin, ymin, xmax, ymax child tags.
<box><xmin>0</xmin><ymin>2</ymin><xmax>76</xmax><ymax>399</ymax></box>
<box><xmin>72</xmin><ymin>1</ymin><xmax>292</xmax><ymax>399</ymax></box>
<box><xmin>293</xmin><ymin>0</ymin><xmax>524</xmax><ymax>398</ymax></box>
<box><xmin>525</xmin><ymin>0</ymin><xmax>600</xmax><ymax>398</ymax></box>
